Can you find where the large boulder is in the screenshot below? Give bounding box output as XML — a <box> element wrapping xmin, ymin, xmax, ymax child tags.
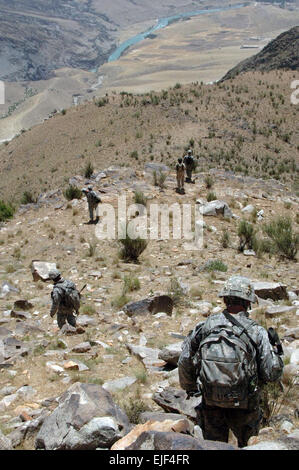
<box><xmin>124</xmin><ymin>296</ymin><xmax>173</xmax><ymax>317</ymax></box>
<box><xmin>0</xmin><ymin>282</ymin><xmax>20</xmax><ymax>298</ymax></box>
<box><xmin>198</xmin><ymin>200</ymin><xmax>233</xmax><ymax>218</ymax></box>
<box><xmin>126</xmin><ymin>344</ymin><xmax>166</xmax><ymax>370</ymax></box>
<box><xmin>35</xmin><ymin>382</ymin><xmax>130</xmax><ymax>450</ymax></box>
<box><xmin>253</xmin><ymin>282</ymin><xmax>288</xmax><ymax>301</ymax></box>
<box><xmin>126</xmin><ymin>431</ymin><xmax>236</xmax><ymax>450</ymax></box>
<box><xmin>31</xmin><ymin>260</ymin><xmax>57</xmax><ymax>282</ymax></box>
<box><xmin>158</xmin><ymin>342</ymin><xmax>183</xmax><ymax>367</ymax></box>
<box><xmin>153</xmin><ymin>388</ymin><xmax>200</xmax><ymax>422</ymax></box>
<box><xmin>111</xmin><ymin>419</ymin><xmax>191</xmax><ymax>450</ymax></box>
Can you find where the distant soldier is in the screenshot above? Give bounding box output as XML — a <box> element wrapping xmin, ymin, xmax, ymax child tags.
<box><xmin>82</xmin><ymin>185</ymin><xmax>101</xmax><ymax>223</ymax></box>
<box><xmin>48</xmin><ymin>269</ymin><xmax>81</xmax><ymax>329</ymax></box>
<box><xmin>183</xmin><ymin>149</ymin><xmax>195</xmax><ymax>183</ymax></box>
<box><xmin>178</xmin><ymin>275</ymin><xmax>284</xmax><ymax>448</ymax></box>
<box><xmin>176</xmin><ymin>157</ymin><xmax>185</xmax><ymax>194</ymax></box>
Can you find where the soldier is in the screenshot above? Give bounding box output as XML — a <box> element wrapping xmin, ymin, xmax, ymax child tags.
<box><xmin>82</xmin><ymin>185</ymin><xmax>101</xmax><ymax>224</ymax></box>
<box><xmin>176</xmin><ymin>157</ymin><xmax>185</xmax><ymax>194</ymax></box>
<box><xmin>48</xmin><ymin>269</ymin><xmax>81</xmax><ymax>330</ymax></box>
<box><xmin>183</xmin><ymin>149</ymin><xmax>195</xmax><ymax>183</ymax></box>
<box><xmin>178</xmin><ymin>275</ymin><xmax>284</xmax><ymax>448</ymax></box>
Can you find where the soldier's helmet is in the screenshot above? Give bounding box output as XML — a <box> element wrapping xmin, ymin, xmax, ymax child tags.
<box><xmin>48</xmin><ymin>269</ymin><xmax>61</xmax><ymax>281</ymax></box>
<box><xmin>218</xmin><ymin>275</ymin><xmax>256</xmax><ymax>303</ymax></box>
<box><xmin>178</xmin><ymin>157</ymin><xmax>182</xmax><ymax>163</ymax></box>
<box><xmin>87</xmin><ymin>185</ymin><xmax>93</xmax><ymax>191</ymax></box>
<box><xmin>82</xmin><ymin>188</ymin><xmax>88</xmax><ymax>193</ymax></box>
<box><xmin>188</xmin><ymin>149</ymin><xmax>192</xmax><ymax>154</ymax></box>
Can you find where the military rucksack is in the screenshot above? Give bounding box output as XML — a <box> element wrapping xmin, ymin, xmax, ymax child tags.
<box><xmin>53</xmin><ymin>280</ymin><xmax>81</xmax><ymax>312</ymax></box>
<box><xmin>193</xmin><ymin>312</ymin><xmax>258</xmax><ymax>409</ymax></box>
<box><xmin>185</xmin><ymin>155</ymin><xmax>194</xmax><ymax>166</ymax></box>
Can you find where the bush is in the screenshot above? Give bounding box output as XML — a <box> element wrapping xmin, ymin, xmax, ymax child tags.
<box><xmin>123</xmin><ymin>275</ymin><xmax>140</xmax><ymax>293</ymax></box>
<box><xmin>206</xmin><ymin>191</ymin><xmax>217</xmax><ymax>202</ymax></box>
<box><xmin>168</xmin><ymin>277</ymin><xmax>186</xmax><ymax>306</ymax></box>
<box><xmin>204</xmin><ymin>259</ymin><xmax>228</xmax><ymax>272</ymax></box>
<box><xmin>134</xmin><ymin>191</ymin><xmax>147</xmax><ymax>207</ymax></box>
<box><xmin>263</xmin><ymin>216</ymin><xmax>298</xmax><ymax>260</ymax></box>
<box><xmin>0</xmin><ymin>200</ymin><xmax>14</xmax><ymax>222</ymax></box>
<box><xmin>84</xmin><ymin>161</ymin><xmax>94</xmax><ymax>178</ymax></box>
<box><xmin>238</xmin><ymin>220</ymin><xmax>256</xmax><ymax>252</ymax></box>
<box><xmin>221</xmin><ymin>229</ymin><xmax>230</xmax><ymax>248</ymax></box>
<box><xmin>64</xmin><ymin>185</ymin><xmax>82</xmax><ymax>201</ymax></box>
<box><xmin>21</xmin><ymin>191</ymin><xmax>36</xmax><ymax>204</ymax></box>
<box><xmin>153</xmin><ymin>170</ymin><xmax>167</xmax><ymax>189</ymax></box>
<box><xmin>204</xmin><ymin>175</ymin><xmax>214</xmax><ymax>189</ymax></box>
<box><xmin>119</xmin><ymin>225</ymin><xmax>148</xmax><ymax>263</ymax></box>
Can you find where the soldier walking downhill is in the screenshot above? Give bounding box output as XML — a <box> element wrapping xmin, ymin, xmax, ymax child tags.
<box><xmin>82</xmin><ymin>185</ymin><xmax>101</xmax><ymax>224</ymax></box>
<box><xmin>48</xmin><ymin>270</ymin><xmax>81</xmax><ymax>330</ymax></box>
<box><xmin>178</xmin><ymin>276</ymin><xmax>284</xmax><ymax>448</ymax></box>
<box><xmin>183</xmin><ymin>149</ymin><xmax>195</xmax><ymax>183</ymax></box>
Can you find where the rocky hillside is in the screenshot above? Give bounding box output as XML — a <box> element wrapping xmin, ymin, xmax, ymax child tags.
<box><xmin>0</xmin><ymin>159</ymin><xmax>298</xmax><ymax>450</ymax></box>
<box><xmin>221</xmin><ymin>26</ymin><xmax>299</xmax><ymax>81</ymax></box>
<box><xmin>0</xmin><ymin>70</ymin><xmax>298</xmax><ymax>206</ymax></box>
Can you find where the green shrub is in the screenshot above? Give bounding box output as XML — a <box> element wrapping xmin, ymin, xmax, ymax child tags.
<box><xmin>21</xmin><ymin>191</ymin><xmax>36</xmax><ymax>204</ymax></box>
<box><xmin>207</xmin><ymin>191</ymin><xmax>217</xmax><ymax>202</ymax></box>
<box><xmin>64</xmin><ymin>185</ymin><xmax>82</xmax><ymax>201</ymax></box>
<box><xmin>168</xmin><ymin>277</ymin><xmax>186</xmax><ymax>306</ymax></box>
<box><xmin>0</xmin><ymin>200</ymin><xmax>14</xmax><ymax>222</ymax></box>
<box><xmin>123</xmin><ymin>275</ymin><xmax>141</xmax><ymax>293</ymax></box>
<box><xmin>111</xmin><ymin>293</ymin><xmax>130</xmax><ymax>309</ymax></box>
<box><xmin>153</xmin><ymin>170</ymin><xmax>167</xmax><ymax>189</ymax></box>
<box><xmin>204</xmin><ymin>176</ymin><xmax>214</xmax><ymax>189</ymax></box>
<box><xmin>119</xmin><ymin>225</ymin><xmax>148</xmax><ymax>262</ymax></box>
<box><xmin>263</xmin><ymin>216</ymin><xmax>298</xmax><ymax>260</ymax></box>
<box><xmin>238</xmin><ymin>220</ymin><xmax>256</xmax><ymax>252</ymax></box>
<box><xmin>122</xmin><ymin>396</ymin><xmax>150</xmax><ymax>424</ymax></box>
<box><xmin>134</xmin><ymin>191</ymin><xmax>147</xmax><ymax>207</ymax></box>
<box><xmin>204</xmin><ymin>259</ymin><xmax>228</xmax><ymax>272</ymax></box>
<box><xmin>221</xmin><ymin>229</ymin><xmax>230</xmax><ymax>248</ymax></box>
<box><xmin>84</xmin><ymin>161</ymin><xmax>94</xmax><ymax>178</ymax></box>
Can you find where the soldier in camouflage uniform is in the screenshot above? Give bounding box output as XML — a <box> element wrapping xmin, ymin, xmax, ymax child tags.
<box><xmin>183</xmin><ymin>149</ymin><xmax>195</xmax><ymax>183</ymax></box>
<box><xmin>48</xmin><ymin>269</ymin><xmax>79</xmax><ymax>329</ymax></box>
<box><xmin>178</xmin><ymin>276</ymin><xmax>284</xmax><ymax>448</ymax></box>
<box><xmin>82</xmin><ymin>185</ymin><xmax>101</xmax><ymax>223</ymax></box>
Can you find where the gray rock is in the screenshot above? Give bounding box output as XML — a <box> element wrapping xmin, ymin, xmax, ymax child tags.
<box><xmin>253</xmin><ymin>282</ymin><xmax>288</xmax><ymax>301</ymax></box>
<box><xmin>35</xmin><ymin>382</ymin><xmax>130</xmax><ymax>450</ymax></box>
<box><xmin>126</xmin><ymin>431</ymin><xmax>236</xmax><ymax>450</ymax></box>
<box><xmin>0</xmin><ymin>282</ymin><xmax>20</xmax><ymax>298</ymax></box>
<box><xmin>126</xmin><ymin>344</ymin><xmax>166</xmax><ymax>370</ymax></box>
<box><xmin>10</xmin><ymin>310</ymin><xmax>31</xmax><ymax>321</ymax></box>
<box><xmin>158</xmin><ymin>342</ymin><xmax>183</xmax><ymax>367</ymax></box>
<box><xmin>71</xmin><ymin>342</ymin><xmax>91</xmax><ymax>353</ymax></box>
<box><xmin>102</xmin><ymin>376</ymin><xmax>137</xmax><ymax>393</ymax></box>
<box><xmin>241</xmin><ymin>204</ymin><xmax>255</xmax><ymax>213</ymax></box>
<box><xmin>265</xmin><ymin>305</ymin><xmax>297</xmax><ymax>318</ymax></box>
<box><xmin>283</xmin><ymin>327</ymin><xmax>299</xmax><ymax>340</ymax></box>
<box><xmin>145</xmin><ymin>163</ymin><xmax>169</xmax><ymax>173</ymax></box>
<box><xmin>31</xmin><ymin>260</ymin><xmax>57</xmax><ymax>282</ymax></box>
<box><xmin>153</xmin><ymin>388</ymin><xmax>201</xmax><ymax>422</ymax></box>
<box><xmin>199</xmin><ymin>200</ymin><xmax>233</xmax><ymax>218</ymax></box>
<box><xmin>124</xmin><ymin>296</ymin><xmax>173</xmax><ymax>317</ymax></box>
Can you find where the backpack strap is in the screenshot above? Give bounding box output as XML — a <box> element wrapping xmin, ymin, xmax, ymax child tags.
<box><xmin>223</xmin><ymin>311</ymin><xmax>258</xmax><ymax>352</ymax></box>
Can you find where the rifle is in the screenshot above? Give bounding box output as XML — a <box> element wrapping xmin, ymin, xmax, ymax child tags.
<box><xmin>78</xmin><ymin>284</ymin><xmax>87</xmax><ymax>298</ymax></box>
<box><xmin>186</xmin><ymin>390</ymin><xmax>201</xmax><ymax>400</ymax></box>
<box><xmin>267</xmin><ymin>327</ymin><xmax>284</xmax><ymax>356</ymax></box>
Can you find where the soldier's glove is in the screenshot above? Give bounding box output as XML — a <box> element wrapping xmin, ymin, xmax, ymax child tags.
<box><xmin>268</xmin><ymin>327</ymin><xmax>283</xmax><ymax>356</ymax></box>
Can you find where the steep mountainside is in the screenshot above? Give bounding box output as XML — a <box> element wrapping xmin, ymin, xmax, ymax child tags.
<box><xmin>0</xmin><ymin>0</ymin><xmax>240</xmax><ymax>81</ymax></box>
<box><xmin>221</xmin><ymin>25</ymin><xmax>299</xmax><ymax>81</ymax></box>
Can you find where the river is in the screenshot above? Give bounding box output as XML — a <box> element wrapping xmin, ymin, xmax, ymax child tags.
<box><xmin>108</xmin><ymin>3</ymin><xmax>248</xmax><ymax>62</ymax></box>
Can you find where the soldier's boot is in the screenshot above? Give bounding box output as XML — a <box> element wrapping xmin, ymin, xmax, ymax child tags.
<box><xmin>67</xmin><ymin>313</ymin><xmax>77</xmax><ymax>328</ymax></box>
<box><xmin>57</xmin><ymin>313</ymin><xmax>67</xmax><ymax>329</ymax></box>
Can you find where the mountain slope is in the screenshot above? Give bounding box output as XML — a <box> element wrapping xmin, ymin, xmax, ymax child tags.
<box><xmin>221</xmin><ymin>25</ymin><xmax>299</xmax><ymax>81</ymax></box>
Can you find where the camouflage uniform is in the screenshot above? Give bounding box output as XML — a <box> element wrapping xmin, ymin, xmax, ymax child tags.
<box><xmin>176</xmin><ymin>159</ymin><xmax>185</xmax><ymax>192</ymax></box>
<box><xmin>49</xmin><ymin>271</ymin><xmax>78</xmax><ymax>329</ymax></box>
<box><xmin>178</xmin><ymin>276</ymin><xmax>284</xmax><ymax>448</ymax></box>
<box><xmin>83</xmin><ymin>186</ymin><xmax>101</xmax><ymax>222</ymax></box>
<box><xmin>183</xmin><ymin>150</ymin><xmax>195</xmax><ymax>182</ymax></box>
